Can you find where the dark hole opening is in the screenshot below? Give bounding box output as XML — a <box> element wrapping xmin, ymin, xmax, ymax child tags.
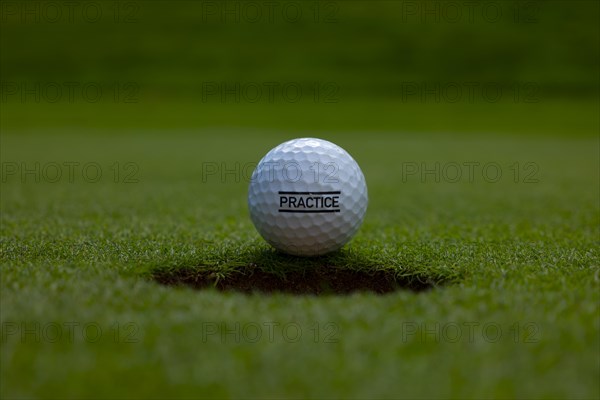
<box><xmin>153</xmin><ymin>265</ymin><xmax>435</xmax><ymax>295</ymax></box>
<box><xmin>152</xmin><ymin>249</ymin><xmax>448</xmax><ymax>295</ymax></box>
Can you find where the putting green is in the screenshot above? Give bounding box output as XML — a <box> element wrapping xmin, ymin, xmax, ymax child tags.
<box><xmin>1</xmin><ymin>129</ymin><xmax>598</xmax><ymax>398</ymax></box>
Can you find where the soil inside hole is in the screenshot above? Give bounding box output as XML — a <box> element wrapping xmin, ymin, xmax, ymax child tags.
<box><xmin>153</xmin><ymin>266</ymin><xmax>434</xmax><ymax>295</ymax></box>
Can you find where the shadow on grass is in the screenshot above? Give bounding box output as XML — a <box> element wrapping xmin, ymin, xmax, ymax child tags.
<box><xmin>152</xmin><ymin>248</ymin><xmax>446</xmax><ymax>295</ymax></box>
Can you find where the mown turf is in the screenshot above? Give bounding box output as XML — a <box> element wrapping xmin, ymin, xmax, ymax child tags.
<box><xmin>1</xmin><ymin>129</ymin><xmax>598</xmax><ymax>398</ymax></box>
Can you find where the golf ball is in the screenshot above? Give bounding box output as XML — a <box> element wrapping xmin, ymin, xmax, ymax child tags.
<box><xmin>248</xmin><ymin>138</ymin><xmax>368</xmax><ymax>256</ymax></box>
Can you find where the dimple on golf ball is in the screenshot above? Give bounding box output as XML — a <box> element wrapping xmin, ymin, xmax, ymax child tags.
<box><xmin>248</xmin><ymin>138</ymin><xmax>368</xmax><ymax>256</ymax></box>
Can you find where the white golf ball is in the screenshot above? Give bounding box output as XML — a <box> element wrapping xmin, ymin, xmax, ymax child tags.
<box><xmin>248</xmin><ymin>138</ymin><xmax>368</xmax><ymax>256</ymax></box>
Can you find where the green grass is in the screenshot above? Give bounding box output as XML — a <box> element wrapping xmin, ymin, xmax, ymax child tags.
<box><xmin>2</xmin><ymin>0</ymin><xmax>598</xmax><ymax>396</ymax></box>
<box><xmin>2</xmin><ymin>98</ymin><xmax>599</xmax><ymax>136</ymax></box>
<box><xmin>1</xmin><ymin>128</ymin><xmax>598</xmax><ymax>398</ymax></box>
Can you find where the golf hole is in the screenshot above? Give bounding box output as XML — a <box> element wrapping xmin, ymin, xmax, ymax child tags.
<box><xmin>152</xmin><ymin>265</ymin><xmax>435</xmax><ymax>295</ymax></box>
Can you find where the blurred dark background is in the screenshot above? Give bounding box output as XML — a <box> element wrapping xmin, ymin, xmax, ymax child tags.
<box><xmin>1</xmin><ymin>0</ymin><xmax>598</xmax><ymax>134</ymax></box>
